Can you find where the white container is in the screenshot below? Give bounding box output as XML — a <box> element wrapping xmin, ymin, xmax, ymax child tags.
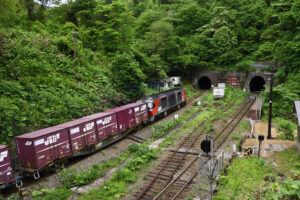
<box><xmin>213</xmin><ymin>87</ymin><xmax>224</xmax><ymax>99</ymax></box>
<box><xmin>170</xmin><ymin>77</ymin><xmax>181</xmax><ymax>86</ymax></box>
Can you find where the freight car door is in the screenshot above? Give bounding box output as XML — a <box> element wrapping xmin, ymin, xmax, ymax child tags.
<box><xmin>82</xmin><ymin>121</ymin><xmax>97</xmax><ymax>146</ymax></box>
<box><xmin>96</xmin><ymin>117</ymin><xmax>106</xmax><ymax>141</ymax></box>
<box><xmin>46</xmin><ymin>133</ymin><xmax>61</xmax><ymax>161</ymax></box>
<box><xmin>128</xmin><ymin>108</ymin><xmax>135</xmax><ymax>128</ymax></box>
<box><xmin>109</xmin><ymin>113</ymin><xmax>118</xmax><ymax>136</ymax></box>
<box><xmin>53</xmin><ymin>130</ymin><xmax>71</xmax><ymax>159</ymax></box>
<box><xmin>69</xmin><ymin>126</ymin><xmax>84</xmax><ymax>153</ymax></box>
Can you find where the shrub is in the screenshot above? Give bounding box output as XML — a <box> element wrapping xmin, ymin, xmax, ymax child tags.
<box><xmin>276</xmin><ymin>118</ymin><xmax>296</xmax><ymax>140</ymax></box>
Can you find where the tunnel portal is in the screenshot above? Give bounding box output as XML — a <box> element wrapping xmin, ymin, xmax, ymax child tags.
<box><xmin>250</xmin><ymin>76</ymin><xmax>265</xmax><ymax>92</ymax></box>
<box><xmin>198</xmin><ymin>76</ymin><xmax>212</xmax><ymax>90</ymax></box>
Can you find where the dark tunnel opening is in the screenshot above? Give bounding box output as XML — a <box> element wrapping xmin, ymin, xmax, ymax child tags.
<box><xmin>250</xmin><ymin>76</ymin><xmax>265</xmax><ymax>92</ymax></box>
<box><xmin>198</xmin><ymin>76</ymin><xmax>211</xmax><ymax>90</ymax></box>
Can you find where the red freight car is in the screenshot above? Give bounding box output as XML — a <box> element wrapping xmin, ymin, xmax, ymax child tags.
<box><xmin>0</xmin><ymin>145</ymin><xmax>15</xmax><ymax>188</ymax></box>
<box><xmin>129</xmin><ymin>102</ymin><xmax>149</xmax><ymax>125</ymax></box>
<box><xmin>14</xmin><ymin>126</ymin><xmax>72</xmax><ymax>171</ymax></box>
<box><xmin>57</xmin><ymin>117</ymin><xmax>99</xmax><ymax>154</ymax></box>
<box><xmin>85</xmin><ymin>112</ymin><xmax>118</xmax><ymax>141</ymax></box>
<box><xmin>56</xmin><ymin>120</ymin><xmax>84</xmax><ymax>154</ymax></box>
<box><xmin>104</xmin><ymin>105</ymin><xmax>136</xmax><ymax>132</ymax></box>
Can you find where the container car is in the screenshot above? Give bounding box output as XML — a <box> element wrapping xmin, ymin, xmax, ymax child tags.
<box><xmin>2</xmin><ymin>90</ymin><xmax>185</xmax><ymax>189</ymax></box>
<box><xmin>14</xmin><ymin>126</ymin><xmax>73</xmax><ymax>178</ymax></box>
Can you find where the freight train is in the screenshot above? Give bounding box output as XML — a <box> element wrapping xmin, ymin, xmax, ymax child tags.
<box><xmin>0</xmin><ymin>88</ymin><xmax>187</xmax><ymax>190</ymax></box>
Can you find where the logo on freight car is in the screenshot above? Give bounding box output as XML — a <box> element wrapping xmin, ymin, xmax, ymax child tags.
<box><xmin>0</xmin><ymin>151</ymin><xmax>8</xmax><ymax>162</ymax></box>
<box><xmin>83</xmin><ymin>122</ymin><xmax>95</xmax><ymax>132</ymax></box>
<box><xmin>134</xmin><ymin>107</ymin><xmax>140</xmax><ymax>112</ymax></box>
<box><xmin>25</xmin><ymin>141</ymin><xmax>32</xmax><ymax>146</ymax></box>
<box><xmin>96</xmin><ymin>116</ymin><xmax>112</xmax><ymax>125</ymax></box>
<box><xmin>45</xmin><ymin>134</ymin><xmax>60</xmax><ymax>146</ymax></box>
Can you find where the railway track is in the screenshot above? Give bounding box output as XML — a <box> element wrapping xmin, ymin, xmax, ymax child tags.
<box><xmin>135</xmin><ymin>98</ymin><xmax>255</xmax><ymax>200</ymax></box>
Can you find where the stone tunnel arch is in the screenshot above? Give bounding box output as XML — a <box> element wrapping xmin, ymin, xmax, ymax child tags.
<box><xmin>249</xmin><ymin>76</ymin><xmax>265</xmax><ymax>92</ymax></box>
<box><xmin>198</xmin><ymin>76</ymin><xmax>211</xmax><ymax>90</ymax></box>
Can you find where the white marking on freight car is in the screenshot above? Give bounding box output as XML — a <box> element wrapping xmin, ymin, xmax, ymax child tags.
<box><xmin>70</xmin><ymin>127</ymin><xmax>80</xmax><ymax>134</ymax></box>
<box><xmin>0</xmin><ymin>151</ymin><xmax>8</xmax><ymax>162</ymax></box>
<box><xmin>36</xmin><ymin>141</ymin><xmax>69</xmax><ymax>153</ymax></box>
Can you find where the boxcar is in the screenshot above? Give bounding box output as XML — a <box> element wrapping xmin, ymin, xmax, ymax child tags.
<box><xmin>84</xmin><ymin>112</ymin><xmax>118</xmax><ymax>141</ymax></box>
<box><xmin>126</xmin><ymin>102</ymin><xmax>148</xmax><ymax>125</ymax></box>
<box><xmin>14</xmin><ymin>126</ymin><xmax>72</xmax><ymax>170</ymax></box>
<box><xmin>104</xmin><ymin>105</ymin><xmax>136</xmax><ymax>132</ymax></box>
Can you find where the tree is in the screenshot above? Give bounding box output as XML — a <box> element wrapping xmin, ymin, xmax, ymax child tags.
<box><xmin>175</xmin><ymin>3</ymin><xmax>211</xmax><ymax>36</ymax></box>
<box><xmin>110</xmin><ymin>53</ymin><xmax>146</xmax><ymax>100</ymax></box>
<box><xmin>84</xmin><ymin>1</ymin><xmax>134</xmax><ymax>54</ymax></box>
<box><xmin>0</xmin><ymin>0</ymin><xmax>20</xmax><ymax>27</ymax></box>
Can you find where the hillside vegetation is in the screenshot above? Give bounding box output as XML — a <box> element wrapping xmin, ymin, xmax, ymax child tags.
<box><xmin>0</xmin><ymin>0</ymin><xmax>299</xmax><ymax>144</ymax></box>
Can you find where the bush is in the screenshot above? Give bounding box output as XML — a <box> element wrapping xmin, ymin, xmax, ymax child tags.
<box><xmin>264</xmin><ymin>179</ymin><xmax>300</xmax><ymax>200</ymax></box>
<box><xmin>151</xmin><ymin>119</ymin><xmax>179</xmax><ymax>140</ymax></box>
<box><xmin>276</xmin><ymin>118</ymin><xmax>296</xmax><ymax>140</ymax></box>
<box><xmin>32</xmin><ymin>187</ymin><xmax>71</xmax><ymax>200</ymax></box>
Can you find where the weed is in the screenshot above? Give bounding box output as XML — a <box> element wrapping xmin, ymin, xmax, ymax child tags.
<box><xmin>57</xmin><ymin>151</ymin><xmax>131</xmax><ymax>187</ymax></box>
<box><xmin>231</xmin><ymin>132</ymin><xmax>242</xmax><ymax>140</ymax></box>
<box><xmin>32</xmin><ymin>186</ymin><xmax>71</xmax><ymax>200</ymax></box>
<box><xmin>215</xmin><ymin>157</ymin><xmax>274</xmax><ymax>200</ymax></box>
<box><xmin>78</xmin><ymin>144</ymin><xmax>158</xmax><ymax>200</ymax></box>
<box><xmin>276</xmin><ymin>118</ymin><xmax>297</xmax><ymax>140</ymax></box>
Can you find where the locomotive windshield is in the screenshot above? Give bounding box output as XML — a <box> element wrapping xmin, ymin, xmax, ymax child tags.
<box><xmin>148</xmin><ymin>102</ymin><xmax>154</xmax><ymax>109</ymax></box>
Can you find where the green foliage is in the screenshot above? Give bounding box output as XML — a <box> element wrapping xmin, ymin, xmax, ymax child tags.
<box><xmin>151</xmin><ymin>119</ymin><xmax>179</xmax><ymax>140</ymax></box>
<box><xmin>7</xmin><ymin>193</ymin><xmax>19</xmax><ymax>200</ymax></box>
<box><xmin>58</xmin><ymin>166</ymin><xmax>104</xmax><ymax>187</ymax></box>
<box><xmin>0</xmin><ymin>0</ymin><xmax>299</xmax><ymax>146</ymax></box>
<box><xmin>215</xmin><ymin>157</ymin><xmax>274</xmax><ymax>200</ymax></box>
<box><xmin>58</xmin><ymin>151</ymin><xmax>130</xmax><ymax>187</ymax></box>
<box><xmin>262</xmin><ymin>84</ymin><xmax>298</xmax><ymax>120</ymax></box>
<box><xmin>79</xmin><ymin>143</ymin><xmax>158</xmax><ymax>200</ymax></box>
<box><xmin>110</xmin><ymin>52</ymin><xmax>146</xmax><ymax>100</ymax></box>
<box><xmin>276</xmin><ymin>118</ymin><xmax>296</xmax><ymax>140</ymax></box>
<box><xmin>32</xmin><ymin>186</ymin><xmax>71</xmax><ymax>200</ymax></box>
<box><xmin>273</xmin><ymin>147</ymin><xmax>300</xmax><ymax>174</ymax></box>
<box><xmin>264</xmin><ymin>178</ymin><xmax>300</xmax><ymax>199</ymax></box>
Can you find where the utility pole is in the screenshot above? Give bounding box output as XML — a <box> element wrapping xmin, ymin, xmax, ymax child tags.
<box><xmin>73</xmin><ymin>31</ymin><xmax>78</xmax><ymax>68</ymax></box>
<box><xmin>267</xmin><ymin>64</ymin><xmax>275</xmax><ymax>139</ymax></box>
<box><xmin>209</xmin><ymin>127</ymin><xmax>214</xmax><ymax>200</ymax></box>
